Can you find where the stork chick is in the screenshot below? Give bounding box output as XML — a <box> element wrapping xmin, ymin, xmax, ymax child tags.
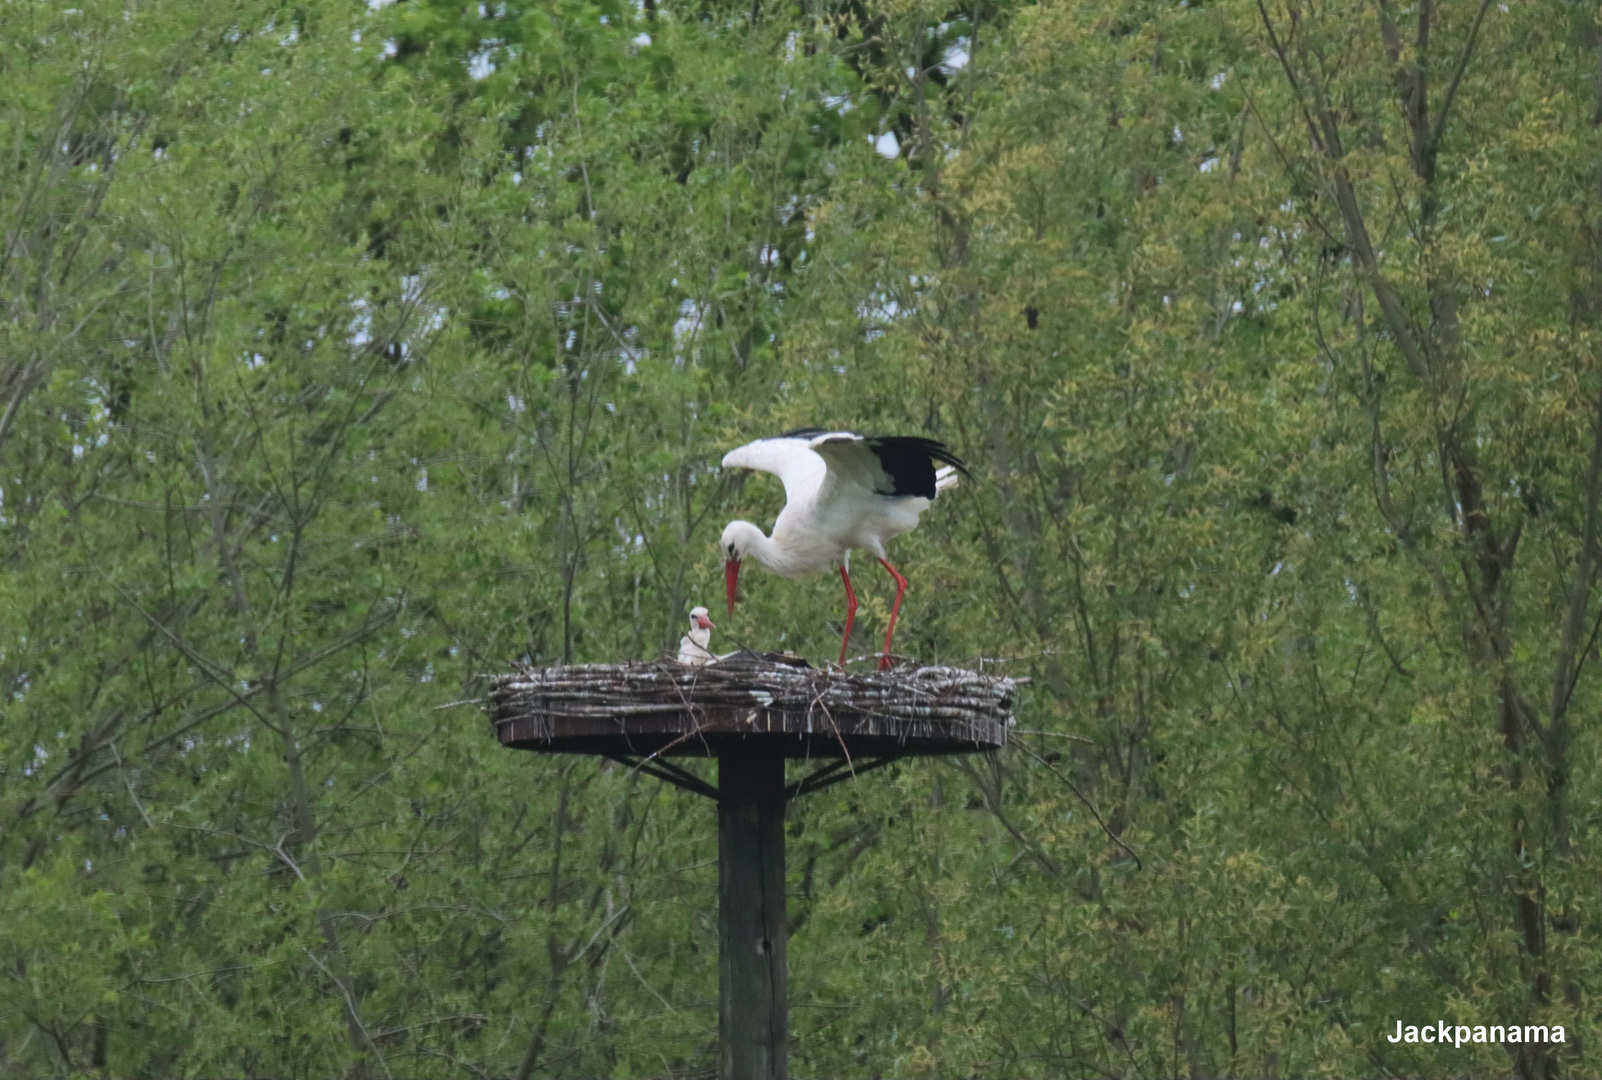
<box><xmin>677</xmin><ymin>606</ymin><xmax>717</xmax><ymax>666</ymax></box>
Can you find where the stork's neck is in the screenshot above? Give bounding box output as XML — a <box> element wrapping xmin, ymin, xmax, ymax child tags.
<box><xmin>687</xmin><ymin>626</ymin><xmax>711</xmax><ymax>648</ymax></box>
<box><xmin>732</xmin><ymin>519</ymin><xmax>836</xmax><ymax>578</ymax></box>
<box><xmin>740</xmin><ymin>525</ymin><xmax>784</xmax><ymax>571</ymax></box>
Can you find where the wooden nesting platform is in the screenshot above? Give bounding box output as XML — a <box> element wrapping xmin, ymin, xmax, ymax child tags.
<box><xmin>487</xmin><ymin>651</ymin><xmax>1014</xmax><ymax>761</ymax></box>
<box><xmin>487</xmin><ymin>651</ymin><xmax>1014</xmax><ymax>1080</ymax></box>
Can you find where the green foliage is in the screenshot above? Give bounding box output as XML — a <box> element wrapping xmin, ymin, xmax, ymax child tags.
<box><xmin>3</xmin><ymin>0</ymin><xmax>1600</xmax><ymax>1076</ymax></box>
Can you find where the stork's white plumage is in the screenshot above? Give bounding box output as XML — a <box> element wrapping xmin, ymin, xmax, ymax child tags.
<box><xmin>677</xmin><ymin>606</ymin><xmax>716</xmax><ymax>665</ymax></box>
<box><xmin>719</xmin><ymin>428</ymin><xmax>966</xmax><ymax>670</ymax></box>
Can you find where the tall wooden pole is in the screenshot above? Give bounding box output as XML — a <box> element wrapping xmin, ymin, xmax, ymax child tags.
<box><xmin>717</xmin><ymin>746</ymin><xmax>787</xmax><ymax>1080</ymax></box>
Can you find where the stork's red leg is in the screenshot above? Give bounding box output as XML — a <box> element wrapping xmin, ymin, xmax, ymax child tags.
<box><xmin>877</xmin><ymin>557</ymin><xmax>908</xmax><ymax>671</ymax></box>
<box><xmin>838</xmin><ymin>565</ymin><xmax>858</xmax><ymax>666</ymax></box>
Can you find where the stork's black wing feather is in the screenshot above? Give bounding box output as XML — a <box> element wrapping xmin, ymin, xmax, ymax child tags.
<box><xmin>764</xmin><ymin>428</ymin><xmax>969</xmax><ymax>498</ymax></box>
<box><xmin>862</xmin><ymin>436</ymin><xmax>969</xmax><ymax>499</ymax></box>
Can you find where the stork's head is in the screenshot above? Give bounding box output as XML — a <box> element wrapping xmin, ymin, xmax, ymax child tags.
<box><xmin>719</xmin><ymin>520</ymin><xmax>766</xmax><ymax>615</ymax></box>
<box><xmin>688</xmin><ymin>606</ymin><xmax>714</xmax><ymax>631</ymax></box>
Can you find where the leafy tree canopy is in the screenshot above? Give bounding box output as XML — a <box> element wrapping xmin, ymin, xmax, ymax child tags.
<box><xmin>2</xmin><ymin>0</ymin><xmax>1599</xmax><ymax>1075</ymax></box>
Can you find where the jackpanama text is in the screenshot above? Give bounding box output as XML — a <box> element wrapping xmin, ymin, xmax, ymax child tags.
<box><xmin>1388</xmin><ymin>1021</ymin><xmax>1565</xmax><ymax>1047</ymax></box>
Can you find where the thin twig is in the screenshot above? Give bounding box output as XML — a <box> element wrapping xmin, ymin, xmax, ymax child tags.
<box><xmin>1014</xmin><ymin>742</ymin><xmax>1144</xmax><ymax>870</ymax></box>
<box><xmin>302</xmin><ymin>949</ymin><xmax>394</xmax><ymax>1080</ymax></box>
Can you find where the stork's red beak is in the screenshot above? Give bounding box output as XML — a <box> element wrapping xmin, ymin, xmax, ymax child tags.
<box><xmin>724</xmin><ymin>559</ymin><xmax>741</xmax><ymax>616</ymax></box>
<box><xmin>698</xmin><ymin>613</ymin><xmax>715</xmax><ymax>630</ymax></box>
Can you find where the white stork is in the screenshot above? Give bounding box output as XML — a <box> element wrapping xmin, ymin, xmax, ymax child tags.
<box><xmin>719</xmin><ymin>428</ymin><xmax>966</xmax><ymax>670</ymax></box>
<box><xmin>677</xmin><ymin>606</ymin><xmax>717</xmax><ymax>666</ymax></box>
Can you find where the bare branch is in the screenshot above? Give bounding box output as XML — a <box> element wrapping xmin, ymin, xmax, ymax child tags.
<box><xmin>302</xmin><ymin>949</ymin><xmax>394</xmax><ymax>1080</ymax></box>
<box><xmin>1431</xmin><ymin>0</ymin><xmax>1494</xmax><ymax>152</ymax></box>
<box><xmin>1014</xmin><ymin>741</ymin><xmax>1144</xmax><ymax>870</ymax></box>
<box><xmin>1550</xmin><ymin>381</ymin><xmax>1602</xmax><ymax>724</ymax></box>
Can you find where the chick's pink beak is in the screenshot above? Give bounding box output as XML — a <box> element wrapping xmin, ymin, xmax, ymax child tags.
<box><xmin>698</xmin><ymin>613</ymin><xmax>715</xmax><ymax>630</ymax></box>
<box><xmin>725</xmin><ymin>559</ymin><xmax>740</xmax><ymax>616</ymax></box>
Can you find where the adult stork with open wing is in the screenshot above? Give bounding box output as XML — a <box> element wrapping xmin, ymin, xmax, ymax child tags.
<box><xmin>719</xmin><ymin>428</ymin><xmax>967</xmax><ymax>670</ymax></box>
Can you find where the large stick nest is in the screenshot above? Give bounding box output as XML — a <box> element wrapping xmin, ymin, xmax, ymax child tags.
<box><xmin>487</xmin><ymin>652</ymin><xmax>1015</xmax><ymax>758</ymax></box>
